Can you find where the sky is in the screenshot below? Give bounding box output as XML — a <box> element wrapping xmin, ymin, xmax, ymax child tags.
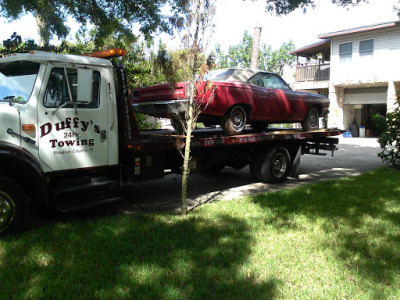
<box><xmin>209</xmin><ymin>0</ymin><xmax>398</xmax><ymax>51</ymax></box>
<box><xmin>0</xmin><ymin>0</ymin><xmax>398</xmax><ymax>53</ymax></box>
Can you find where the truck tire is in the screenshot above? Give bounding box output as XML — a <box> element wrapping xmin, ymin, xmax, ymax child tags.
<box><xmin>0</xmin><ymin>176</ymin><xmax>28</xmax><ymax>235</ymax></box>
<box><xmin>221</xmin><ymin>106</ymin><xmax>247</xmax><ymax>135</ymax></box>
<box><xmin>302</xmin><ymin>107</ymin><xmax>319</xmax><ymax>131</ymax></box>
<box><xmin>250</xmin><ymin>146</ymin><xmax>291</xmax><ymax>183</ymax></box>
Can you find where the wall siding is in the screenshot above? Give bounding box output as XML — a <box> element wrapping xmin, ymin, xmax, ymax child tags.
<box><xmin>330</xmin><ymin>27</ymin><xmax>400</xmax><ymax>84</ymax></box>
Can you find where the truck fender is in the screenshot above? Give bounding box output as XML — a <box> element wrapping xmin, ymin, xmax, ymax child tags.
<box><xmin>0</xmin><ymin>141</ymin><xmax>48</xmax><ymax>207</ymax></box>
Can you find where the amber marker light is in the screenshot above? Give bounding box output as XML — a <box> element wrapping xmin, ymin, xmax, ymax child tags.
<box><xmin>83</xmin><ymin>48</ymin><xmax>126</xmax><ymax>59</ymax></box>
<box><xmin>22</xmin><ymin>124</ymin><xmax>35</xmax><ymax>131</ymax></box>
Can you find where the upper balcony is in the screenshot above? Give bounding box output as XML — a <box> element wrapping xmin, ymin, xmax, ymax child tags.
<box><xmin>295</xmin><ymin>63</ymin><xmax>330</xmax><ymax>82</ymax></box>
<box><xmin>290</xmin><ymin>39</ymin><xmax>331</xmax><ymax>86</ymax></box>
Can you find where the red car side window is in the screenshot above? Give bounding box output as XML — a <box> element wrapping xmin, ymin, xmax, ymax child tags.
<box><xmin>248</xmin><ymin>74</ymin><xmax>264</xmax><ymax>87</ymax></box>
<box><xmin>261</xmin><ymin>74</ymin><xmax>283</xmax><ymax>89</ymax></box>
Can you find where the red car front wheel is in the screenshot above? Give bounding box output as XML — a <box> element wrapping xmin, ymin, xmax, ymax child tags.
<box><xmin>302</xmin><ymin>107</ymin><xmax>319</xmax><ymax>131</ymax></box>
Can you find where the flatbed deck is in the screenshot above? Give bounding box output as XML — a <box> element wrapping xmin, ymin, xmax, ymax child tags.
<box><xmin>130</xmin><ymin>127</ymin><xmax>342</xmax><ymax>152</ymax></box>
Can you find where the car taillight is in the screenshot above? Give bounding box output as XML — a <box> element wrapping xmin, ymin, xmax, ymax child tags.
<box><xmin>131</xmin><ymin>89</ymin><xmax>139</xmax><ymax>101</ymax></box>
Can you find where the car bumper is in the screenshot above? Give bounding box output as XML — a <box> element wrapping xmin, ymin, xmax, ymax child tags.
<box><xmin>132</xmin><ymin>100</ymin><xmax>190</xmax><ymax>118</ymax></box>
<box><xmin>321</xmin><ymin>109</ymin><xmax>329</xmax><ymax>118</ymax></box>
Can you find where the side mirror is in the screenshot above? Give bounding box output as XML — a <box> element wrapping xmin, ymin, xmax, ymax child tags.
<box><xmin>77</xmin><ymin>68</ymin><xmax>93</xmax><ymax>104</ymax></box>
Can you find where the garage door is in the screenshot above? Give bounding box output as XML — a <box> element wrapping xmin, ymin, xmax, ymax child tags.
<box><xmin>344</xmin><ymin>87</ymin><xmax>387</xmax><ymax>105</ymax></box>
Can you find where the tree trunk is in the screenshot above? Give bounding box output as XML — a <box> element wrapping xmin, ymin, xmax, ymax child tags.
<box><xmin>35</xmin><ymin>13</ymin><xmax>50</xmax><ymax>47</ymax></box>
<box><xmin>181</xmin><ymin>86</ymin><xmax>195</xmax><ymax>215</ymax></box>
<box><xmin>181</xmin><ymin>0</ymin><xmax>202</xmax><ymax>215</ymax></box>
<box><xmin>191</xmin><ymin>0</ymin><xmax>202</xmax><ymax>75</ymax></box>
<box><xmin>250</xmin><ymin>25</ymin><xmax>262</xmax><ymax>69</ymax></box>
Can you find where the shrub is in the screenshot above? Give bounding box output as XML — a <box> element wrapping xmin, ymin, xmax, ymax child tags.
<box><xmin>372</xmin><ymin>99</ymin><xmax>400</xmax><ymax>169</ymax></box>
<box><xmin>136</xmin><ymin>114</ymin><xmax>161</xmax><ymax>130</ymax></box>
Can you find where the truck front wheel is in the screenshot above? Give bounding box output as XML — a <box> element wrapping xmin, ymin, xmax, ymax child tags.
<box><xmin>250</xmin><ymin>146</ymin><xmax>291</xmax><ymax>183</ymax></box>
<box><xmin>0</xmin><ymin>176</ymin><xmax>28</xmax><ymax>235</ymax></box>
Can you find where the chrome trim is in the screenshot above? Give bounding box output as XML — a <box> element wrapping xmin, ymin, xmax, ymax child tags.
<box><xmin>0</xmin><ymin>191</ymin><xmax>14</xmax><ymax>232</ymax></box>
<box><xmin>132</xmin><ymin>99</ymin><xmax>190</xmax><ymax>106</ymax></box>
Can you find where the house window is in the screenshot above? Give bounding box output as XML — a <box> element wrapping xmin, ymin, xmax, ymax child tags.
<box><xmin>359</xmin><ymin>39</ymin><xmax>374</xmax><ymax>57</ymax></box>
<box><xmin>339</xmin><ymin>42</ymin><xmax>352</xmax><ymax>63</ymax></box>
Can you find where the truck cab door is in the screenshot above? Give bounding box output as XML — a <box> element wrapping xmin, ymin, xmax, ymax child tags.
<box><xmin>37</xmin><ymin>64</ymin><xmax>109</xmax><ymax>171</ymax></box>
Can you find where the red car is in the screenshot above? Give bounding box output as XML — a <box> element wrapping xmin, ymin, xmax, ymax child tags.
<box><xmin>132</xmin><ymin>68</ymin><xmax>330</xmax><ymax>134</ymax></box>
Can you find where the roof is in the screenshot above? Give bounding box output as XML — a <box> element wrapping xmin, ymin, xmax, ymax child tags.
<box><xmin>318</xmin><ymin>20</ymin><xmax>400</xmax><ymax>39</ymax></box>
<box><xmin>289</xmin><ymin>39</ymin><xmax>331</xmax><ymax>59</ymax></box>
<box><xmin>291</xmin><ymin>19</ymin><xmax>400</xmax><ymax>59</ymax></box>
<box><xmin>0</xmin><ymin>51</ymin><xmax>113</xmax><ymax>67</ymax></box>
<box><xmin>207</xmin><ymin>68</ymin><xmax>276</xmax><ymax>83</ymax></box>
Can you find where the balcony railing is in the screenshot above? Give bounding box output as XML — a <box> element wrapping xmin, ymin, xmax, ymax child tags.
<box><xmin>295</xmin><ymin>64</ymin><xmax>330</xmax><ymax>82</ymax></box>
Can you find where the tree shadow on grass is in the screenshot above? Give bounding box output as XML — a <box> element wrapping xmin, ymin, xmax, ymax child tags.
<box><xmin>251</xmin><ymin>168</ymin><xmax>400</xmax><ymax>289</ymax></box>
<box><xmin>0</xmin><ymin>213</ymin><xmax>281</xmax><ymax>299</ymax></box>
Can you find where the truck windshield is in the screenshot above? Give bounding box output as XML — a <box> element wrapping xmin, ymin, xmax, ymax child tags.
<box><xmin>0</xmin><ymin>61</ymin><xmax>40</xmax><ymax>104</ymax></box>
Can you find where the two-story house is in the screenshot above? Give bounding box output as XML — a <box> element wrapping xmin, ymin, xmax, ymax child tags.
<box><xmin>290</xmin><ymin>17</ymin><xmax>400</xmax><ymax>136</ymax></box>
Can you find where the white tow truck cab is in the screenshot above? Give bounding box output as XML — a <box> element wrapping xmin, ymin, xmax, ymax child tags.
<box><xmin>0</xmin><ymin>50</ymin><xmax>122</xmax><ymax>171</ymax></box>
<box><xmin>0</xmin><ymin>49</ymin><xmax>340</xmax><ymax>235</ymax></box>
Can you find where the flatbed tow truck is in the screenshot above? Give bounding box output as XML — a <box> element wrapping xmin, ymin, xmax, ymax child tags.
<box><xmin>0</xmin><ymin>49</ymin><xmax>340</xmax><ymax>235</ymax></box>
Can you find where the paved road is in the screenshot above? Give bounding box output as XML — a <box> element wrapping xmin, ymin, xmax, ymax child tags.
<box><xmin>118</xmin><ymin>137</ymin><xmax>383</xmax><ymax>214</ymax></box>
<box><xmin>29</xmin><ymin>137</ymin><xmax>383</xmax><ymax>228</ymax></box>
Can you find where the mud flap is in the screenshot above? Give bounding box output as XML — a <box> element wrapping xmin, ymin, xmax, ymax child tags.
<box><xmin>289</xmin><ymin>147</ymin><xmax>301</xmax><ymax>179</ymax></box>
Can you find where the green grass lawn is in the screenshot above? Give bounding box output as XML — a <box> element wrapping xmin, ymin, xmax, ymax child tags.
<box><xmin>1</xmin><ymin>167</ymin><xmax>399</xmax><ymax>299</ymax></box>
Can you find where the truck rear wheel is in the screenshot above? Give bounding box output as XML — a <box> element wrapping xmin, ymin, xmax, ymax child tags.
<box><xmin>0</xmin><ymin>176</ymin><xmax>28</xmax><ymax>235</ymax></box>
<box><xmin>250</xmin><ymin>146</ymin><xmax>291</xmax><ymax>183</ymax></box>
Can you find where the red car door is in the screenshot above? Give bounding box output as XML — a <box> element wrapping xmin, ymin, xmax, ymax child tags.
<box><xmin>260</xmin><ymin>73</ymin><xmax>292</xmax><ymax>121</ymax></box>
<box><xmin>281</xmin><ymin>89</ymin><xmax>308</xmax><ymax>121</ymax></box>
<box><xmin>248</xmin><ymin>74</ymin><xmax>280</xmax><ymax>121</ymax></box>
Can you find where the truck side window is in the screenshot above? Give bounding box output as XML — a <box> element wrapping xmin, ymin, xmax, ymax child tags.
<box><xmin>44</xmin><ymin>68</ymin><xmax>100</xmax><ymax>108</ymax></box>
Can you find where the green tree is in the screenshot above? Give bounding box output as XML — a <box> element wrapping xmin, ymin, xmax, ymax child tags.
<box><xmin>0</xmin><ymin>0</ymin><xmax>188</xmax><ymax>46</ymax></box>
<box><xmin>258</xmin><ymin>40</ymin><xmax>296</xmax><ymax>75</ymax></box>
<box><xmin>254</xmin><ymin>0</ymin><xmax>367</xmax><ymax>15</ymax></box>
<box><xmin>176</xmin><ymin>0</ymin><xmax>216</xmax><ymax>215</ymax></box>
<box><xmin>156</xmin><ymin>0</ymin><xmax>216</xmax><ymax>215</ymax></box>
<box><xmin>215</xmin><ymin>31</ymin><xmax>253</xmax><ymax>69</ymax></box>
<box><xmin>215</xmin><ymin>31</ymin><xmax>295</xmax><ymax>75</ymax></box>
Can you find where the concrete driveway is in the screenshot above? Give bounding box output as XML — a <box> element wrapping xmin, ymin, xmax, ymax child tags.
<box><xmin>120</xmin><ymin>137</ymin><xmax>383</xmax><ymax>213</ymax></box>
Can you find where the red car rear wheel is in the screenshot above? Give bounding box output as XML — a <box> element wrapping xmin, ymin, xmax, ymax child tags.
<box><xmin>221</xmin><ymin>106</ymin><xmax>247</xmax><ymax>135</ymax></box>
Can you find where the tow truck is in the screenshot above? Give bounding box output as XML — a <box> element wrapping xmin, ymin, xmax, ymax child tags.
<box><xmin>0</xmin><ymin>49</ymin><xmax>340</xmax><ymax>235</ymax></box>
